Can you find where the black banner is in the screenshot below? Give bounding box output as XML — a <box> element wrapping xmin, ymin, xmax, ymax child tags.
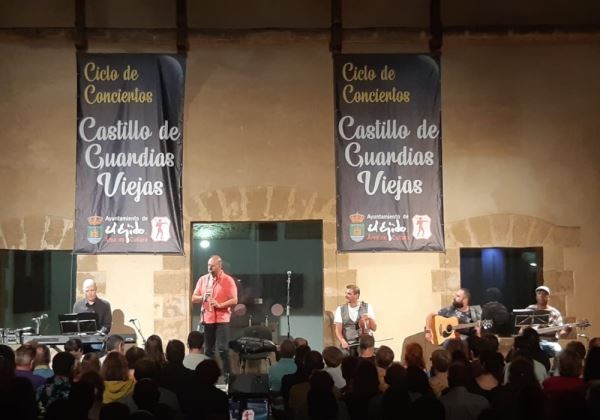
<box><xmin>74</xmin><ymin>54</ymin><xmax>185</xmax><ymax>253</ymax></box>
<box><xmin>335</xmin><ymin>54</ymin><xmax>444</xmax><ymax>251</ymax></box>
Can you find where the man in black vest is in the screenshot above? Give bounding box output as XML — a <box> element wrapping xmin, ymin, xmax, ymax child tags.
<box><xmin>334</xmin><ymin>284</ymin><xmax>377</xmax><ymax>355</ymax></box>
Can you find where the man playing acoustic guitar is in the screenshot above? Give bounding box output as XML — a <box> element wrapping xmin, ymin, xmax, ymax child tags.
<box><xmin>426</xmin><ymin>288</ymin><xmax>482</xmax><ymax>347</ymax></box>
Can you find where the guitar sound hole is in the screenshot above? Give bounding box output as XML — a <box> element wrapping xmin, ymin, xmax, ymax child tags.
<box><xmin>440</xmin><ymin>324</ymin><xmax>451</xmax><ymax>338</ymax></box>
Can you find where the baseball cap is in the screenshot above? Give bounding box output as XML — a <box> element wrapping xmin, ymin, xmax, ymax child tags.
<box><xmin>535</xmin><ymin>285</ymin><xmax>551</xmax><ymax>294</ymax></box>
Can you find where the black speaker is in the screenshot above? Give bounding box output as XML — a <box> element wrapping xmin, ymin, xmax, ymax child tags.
<box><xmin>228</xmin><ymin>373</ymin><xmax>269</xmax><ymax>397</ymax></box>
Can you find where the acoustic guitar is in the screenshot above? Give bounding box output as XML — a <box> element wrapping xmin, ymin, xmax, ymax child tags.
<box><xmin>428</xmin><ymin>315</ymin><xmax>493</xmax><ymax>346</ymax></box>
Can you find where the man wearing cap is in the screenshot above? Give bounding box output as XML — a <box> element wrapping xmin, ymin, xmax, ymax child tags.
<box><xmin>526</xmin><ymin>285</ymin><xmax>570</xmax><ymax>357</ymax></box>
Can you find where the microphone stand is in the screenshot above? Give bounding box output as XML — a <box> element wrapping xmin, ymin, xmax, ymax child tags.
<box><xmin>33</xmin><ymin>318</ymin><xmax>41</xmax><ymax>335</ymax></box>
<box><xmin>32</xmin><ymin>314</ymin><xmax>48</xmax><ymax>335</ymax></box>
<box><xmin>286</xmin><ymin>271</ymin><xmax>292</xmax><ymax>339</ymax></box>
<box><xmin>129</xmin><ymin>319</ymin><xmax>147</xmax><ymax>346</ymax></box>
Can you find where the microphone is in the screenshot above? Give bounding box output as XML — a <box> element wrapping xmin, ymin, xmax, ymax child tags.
<box><xmin>128</xmin><ymin>318</ymin><xmax>138</xmax><ymax>323</ymax></box>
<box><xmin>16</xmin><ymin>327</ymin><xmax>33</xmax><ymax>333</ymax></box>
<box><xmin>287</xmin><ymin>270</ymin><xmax>292</xmax><ymax>285</ymax></box>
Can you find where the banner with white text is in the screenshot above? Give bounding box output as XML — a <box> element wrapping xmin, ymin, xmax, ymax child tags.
<box><xmin>335</xmin><ymin>54</ymin><xmax>444</xmax><ymax>251</ymax></box>
<box><xmin>75</xmin><ymin>54</ymin><xmax>185</xmax><ymax>253</ymax></box>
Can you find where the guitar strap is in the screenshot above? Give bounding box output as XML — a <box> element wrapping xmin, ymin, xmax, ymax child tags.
<box><xmin>469</xmin><ymin>305</ymin><xmax>482</xmax><ymax>322</ymax></box>
<box><xmin>358</xmin><ymin>301</ymin><xmax>368</xmax><ymax>322</ymax></box>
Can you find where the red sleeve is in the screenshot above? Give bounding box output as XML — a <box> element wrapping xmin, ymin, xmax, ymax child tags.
<box><xmin>193</xmin><ymin>276</ymin><xmax>204</xmax><ymax>296</ymax></box>
<box><xmin>222</xmin><ymin>275</ymin><xmax>238</xmax><ymax>300</ymax></box>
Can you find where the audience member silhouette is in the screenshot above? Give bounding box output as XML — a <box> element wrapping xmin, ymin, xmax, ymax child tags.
<box><xmin>345</xmin><ymin>359</ymin><xmax>380</xmax><ymax>420</ymax></box>
<box><xmin>125</xmin><ymin>346</ymin><xmax>147</xmax><ymax>378</ymax></box>
<box><xmin>306</xmin><ymin>370</ymin><xmax>348</xmax><ymax>420</ymax></box>
<box><xmin>101</xmin><ymin>352</ymin><xmax>134</xmax><ymax>403</ymax></box>
<box><xmin>473</xmin><ymin>350</ymin><xmax>504</xmax><ymax>401</ymax></box>
<box><xmin>374</xmin><ymin>345</ymin><xmax>394</xmax><ymax>392</ymax></box>
<box><xmin>543</xmin><ymin>349</ymin><xmax>586</xmax><ymax>420</ymax></box>
<box><xmin>322</xmin><ymin>345</ymin><xmax>346</xmax><ymax>389</ymax></box>
<box><xmin>288</xmin><ymin>350</ymin><xmax>325</xmax><ymax>417</ymax></box>
<box><xmin>281</xmin><ymin>344</ymin><xmax>312</xmax><ymax>405</ymax></box>
<box><xmin>77</xmin><ymin>370</ymin><xmax>105</xmax><ymax>420</ymax></box>
<box><xmin>584</xmin><ymin>346</ymin><xmax>600</xmax><ymax>419</ymax></box>
<box><xmin>38</xmin><ymin>351</ymin><xmax>76</xmax><ymax>414</ymax></box>
<box><xmin>340</xmin><ymin>355</ymin><xmax>359</xmax><ymax>395</ymax></box>
<box><xmin>99</xmin><ymin>401</ymin><xmax>130</xmax><ymax>420</ymax></box>
<box><xmin>381</xmin><ymin>363</ymin><xmax>411</xmax><ymax>420</ymax></box>
<box><xmin>145</xmin><ymin>335</ymin><xmax>167</xmax><ymax>367</ymax></box>
<box><xmin>0</xmin><ymin>344</ymin><xmax>36</xmax><ymax>420</ymax></box>
<box><xmin>441</xmin><ymin>363</ymin><xmax>489</xmax><ymax>420</ymax></box>
<box><xmin>491</xmin><ymin>356</ymin><xmax>544</xmax><ymax>420</ymax></box>
<box><xmin>429</xmin><ymin>349</ymin><xmax>451</xmax><ymax>398</ymax></box>
<box><xmin>404</xmin><ymin>342</ymin><xmax>426</xmax><ymax>371</ymax></box>
<box><xmin>188</xmin><ymin>359</ymin><xmax>229</xmax><ymax>420</ymax></box>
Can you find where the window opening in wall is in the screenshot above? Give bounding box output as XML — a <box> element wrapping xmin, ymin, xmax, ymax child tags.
<box><xmin>460</xmin><ymin>247</ymin><xmax>542</xmax><ymax>335</ymax></box>
<box><xmin>0</xmin><ymin>250</ymin><xmax>76</xmax><ymax>335</ymax></box>
<box><xmin>190</xmin><ymin>221</ymin><xmax>324</xmax><ymax>350</ymax></box>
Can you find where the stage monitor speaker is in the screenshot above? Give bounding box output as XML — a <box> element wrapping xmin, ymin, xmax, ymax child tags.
<box><xmin>228</xmin><ymin>373</ymin><xmax>269</xmax><ymax>397</ymax></box>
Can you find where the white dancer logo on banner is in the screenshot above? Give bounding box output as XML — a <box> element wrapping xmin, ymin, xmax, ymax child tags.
<box><xmin>151</xmin><ymin>217</ymin><xmax>171</xmax><ymax>242</ymax></box>
<box><xmin>412</xmin><ymin>215</ymin><xmax>432</xmax><ymax>240</ymax></box>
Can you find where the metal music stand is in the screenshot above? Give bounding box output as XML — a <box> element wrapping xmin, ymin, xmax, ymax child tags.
<box><xmin>512</xmin><ymin>309</ymin><xmax>550</xmax><ymax>334</ymax></box>
<box><xmin>531</xmin><ymin>310</ymin><xmax>551</xmax><ymax>326</ymax></box>
<box><xmin>59</xmin><ymin>313</ymin><xmax>98</xmax><ymax>334</ymax></box>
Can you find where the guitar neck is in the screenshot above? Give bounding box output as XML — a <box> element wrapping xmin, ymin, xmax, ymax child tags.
<box><xmin>535</xmin><ymin>322</ymin><xmax>577</xmax><ymax>335</ymax></box>
<box><xmin>452</xmin><ymin>321</ymin><xmax>478</xmax><ymax>330</ymax></box>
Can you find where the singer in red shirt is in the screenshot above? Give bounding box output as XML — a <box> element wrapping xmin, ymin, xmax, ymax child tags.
<box><xmin>192</xmin><ymin>255</ymin><xmax>238</xmax><ymax>375</ymax></box>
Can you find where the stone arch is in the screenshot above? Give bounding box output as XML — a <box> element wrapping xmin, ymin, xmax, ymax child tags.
<box><xmin>433</xmin><ymin>214</ymin><xmax>580</xmax><ymax>318</ymax></box>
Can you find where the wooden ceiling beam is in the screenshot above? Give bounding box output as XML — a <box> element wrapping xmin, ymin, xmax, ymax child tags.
<box><xmin>176</xmin><ymin>0</ymin><xmax>189</xmax><ymax>55</ymax></box>
<box><xmin>74</xmin><ymin>0</ymin><xmax>87</xmax><ymax>51</ymax></box>
<box><xmin>330</xmin><ymin>0</ymin><xmax>342</xmax><ymax>54</ymax></box>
